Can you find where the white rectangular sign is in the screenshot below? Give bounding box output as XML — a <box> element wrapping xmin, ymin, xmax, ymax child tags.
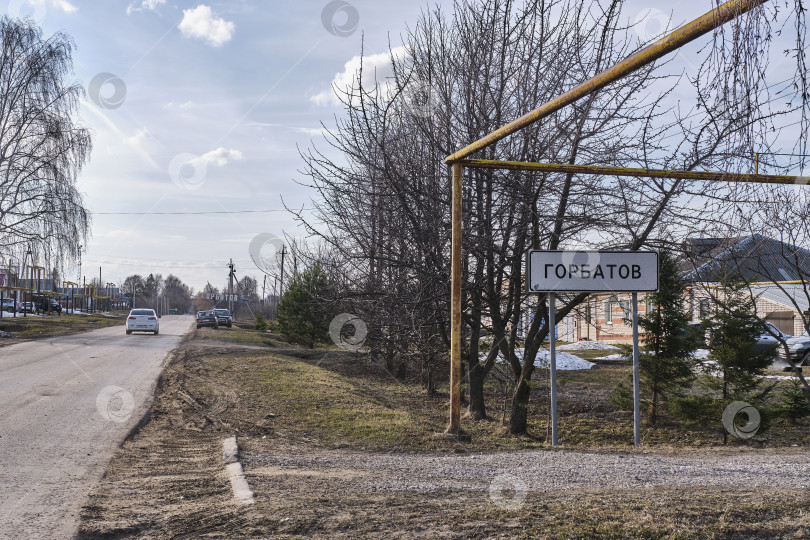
<box><xmin>209</xmin><ymin>294</ymin><xmax>239</xmax><ymax>301</ymax></box>
<box><xmin>526</xmin><ymin>250</ymin><xmax>658</xmax><ymax>292</ymax></box>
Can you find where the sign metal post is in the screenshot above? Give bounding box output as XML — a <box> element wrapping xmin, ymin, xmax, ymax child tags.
<box><xmin>632</xmin><ymin>292</ymin><xmax>641</xmax><ymax>445</ymax></box>
<box><xmin>527</xmin><ymin>250</ymin><xmax>658</xmax><ymax>446</ymax></box>
<box><xmin>549</xmin><ymin>293</ymin><xmax>558</xmax><ymax>446</ymax></box>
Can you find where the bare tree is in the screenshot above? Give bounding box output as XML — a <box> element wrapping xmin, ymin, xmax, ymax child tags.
<box><xmin>297</xmin><ymin>0</ymin><xmax>810</xmax><ymax>435</ymax></box>
<box><xmin>0</xmin><ymin>17</ymin><xmax>91</xmax><ymax>270</ymax></box>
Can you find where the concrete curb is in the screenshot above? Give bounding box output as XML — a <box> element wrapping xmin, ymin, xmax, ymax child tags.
<box><xmin>223</xmin><ymin>436</ymin><xmax>254</xmax><ymax>504</ymax></box>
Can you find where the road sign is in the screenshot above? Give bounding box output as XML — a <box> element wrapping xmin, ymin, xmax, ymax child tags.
<box><xmin>208</xmin><ymin>294</ymin><xmax>239</xmax><ymax>301</ymax></box>
<box><xmin>528</xmin><ymin>250</ymin><xmax>659</xmax><ymax>447</ymax></box>
<box><xmin>526</xmin><ymin>250</ymin><xmax>658</xmax><ymax>293</ymax></box>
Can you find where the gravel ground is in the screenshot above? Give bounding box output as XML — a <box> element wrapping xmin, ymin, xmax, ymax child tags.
<box><xmin>243</xmin><ymin>447</ymin><xmax>810</xmax><ymax>496</ymax></box>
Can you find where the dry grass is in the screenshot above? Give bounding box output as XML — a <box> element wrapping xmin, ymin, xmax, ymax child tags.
<box><xmin>0</xmin><ymin>312</ymin><xmax>125</xmax><ymax>345</ymax></box>
<box><xmin>79</xmin><ymin>329</ymin><xmax>810</xmax><ymax>538</ymax></box>
<box><xmin>181</xmin><ymin>333</ymin><xmax>810</xmax><ymax>452</ymax></box>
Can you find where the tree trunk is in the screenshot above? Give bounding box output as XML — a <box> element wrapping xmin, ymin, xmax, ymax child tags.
<box><xmin>509</xmin><ymin>377</ymin><xmax>531</xmax><ymax>434</ymax></box>
<box><xmin>460</xmin><ymin>360</ymin><xmax>468</xmax><ymax>405</ymax></box>
<box><xmin>468</xmin><ymin>364</ymin><xmax>487</xmax><ymax>420</ymax></box>
<box><xmin>423</xmin><ymin>360</ymin><xmax>435</xmax><ymax>395</ymax></box>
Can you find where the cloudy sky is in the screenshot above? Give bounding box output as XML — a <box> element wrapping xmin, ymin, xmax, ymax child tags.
<box><xmin>11</xmin><ymin>0</ymin><xmax>799</xmax><ymax>293</ymax></box>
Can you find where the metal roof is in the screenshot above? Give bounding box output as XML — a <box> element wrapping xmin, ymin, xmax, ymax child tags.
<box><xmin>750</xmin><ymin>283</ymin><xmax>810</xmax><ymax>314</ymax></box>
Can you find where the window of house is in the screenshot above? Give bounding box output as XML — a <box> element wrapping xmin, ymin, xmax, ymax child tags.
<box><xmin>619</xmin><ymin>300</ymin><xmax>630</xmax><ymax>322</ymax></box>
<box><xmin>699</xmin><ymin>298</ymin><xmax>712</xmax><ymax>319</ymax></box>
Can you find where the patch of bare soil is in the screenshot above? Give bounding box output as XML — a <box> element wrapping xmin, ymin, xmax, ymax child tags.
<box><xmin>78</xmin><ymin>340</ymin><xmax>810</xmax><ymax>539</ymax></box>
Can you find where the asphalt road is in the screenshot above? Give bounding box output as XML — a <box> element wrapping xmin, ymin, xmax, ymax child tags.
<box><xmin>0</xmin><ymin>315</ymin><xmax>193</xmax><ymax>539</ymax></box>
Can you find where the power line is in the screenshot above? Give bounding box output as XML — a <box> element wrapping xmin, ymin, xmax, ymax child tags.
<box><xmin>83</xmin><ymin>259</ymin><xmax>241</xmax><ymax>269</ymax></box>
<box><xmin>90</xmin><ymin>252</ymin><xmax>255</xmax><ymax>264</ymax></box>
<box><xmin>93</xmin><ymin>209</ymin><xmax>305</xmax><ymax>215</ymax></box>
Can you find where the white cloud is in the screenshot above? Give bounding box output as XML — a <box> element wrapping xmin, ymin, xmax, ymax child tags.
<box><xmin>311</xmin><ymin>47</ymin><xmax>405</xmax><ymax>107</ymax></box>
<box><xmin>295</xmin><ymin>127</ymin><xmax>328</xmax><ymax>137</ymax></box>
<box><xmin>179</xmin><ymin>101</ymin><xmax>195</xmax><ymax>110</ymax></box>
<box><xmin>244</xmin><ymin>122</ymin><xmax>327</xmax><ymax>137</ymax></box>
<box><xmin>15</xmin><ymin>0</ymin><xmax>77</xmax><ymax>14</ymax></box>
<box><xmin>122</xmin><ymin>127</ymin><xmax>160</xmax><ymax>169</ymax></box>
<box><xmin>51</xmin><ymin>0</ymin><xmax>77</xmax><ymax>12</ymax></box>
<box><xmin>126</xmin><ymin>0</ymin><xmax>166</xmax><ymax>15</ymax></box>
<box><xmin>191</xmin><ymin>147</ymin><xmax>243</xmax><ymax>167</ymax></box>
<box><xmin>82</xmin><ymin>103</ymin><xmax>160</xmax><ymax>169</ymax></box>
<box><xmin>178</xmin><ymin>5</ymin><xmax>235</xmax><ymax>47</ymax></box>
<box><xmin>123</xmin><ymin>127</ymin><xmax>150</xmax><ymax>148</ymax></box>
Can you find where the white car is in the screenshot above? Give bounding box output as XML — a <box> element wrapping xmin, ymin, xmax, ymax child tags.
<box><xmin>126</xmin><ymin>308</ymin><xmax>160</xmax><ymax>335</ymax></box>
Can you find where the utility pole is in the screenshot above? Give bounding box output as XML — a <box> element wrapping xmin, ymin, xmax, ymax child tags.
<box><xmin>262</xmin><ymin>275</ymin><xmax>267</xmax><ymax>307</ymax></box>
<box><xmin>22</xmin><ymin>246</ymin><xmax>31</xmax><ymax>318</ymax></box>
<box><xmin>272</xmin><ymin>277</ymin><xmax>278</xmax><ymax>319</ymax></box>
<box><xmin>279</xmin><ymin>245</ymin><xmax>286</xmax><ymax>300</ymax></box>
<box><xmin>227</xmin><ymin>259</ymin><xmax>235</xmax><ymax>312</ymax></box>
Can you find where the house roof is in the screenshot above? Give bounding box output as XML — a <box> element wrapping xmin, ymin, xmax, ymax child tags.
<box><xmin>750</xmin><ymin>283</ymin><xmax>810</xmax><ymax>314</ymax></box>
<box><xmin>683</xmin><ymin>234</ymin><xmax>810</xmax><ymax>283</ymax></box>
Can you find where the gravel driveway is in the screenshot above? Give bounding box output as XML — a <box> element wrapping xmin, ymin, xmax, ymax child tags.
<box><xmin>243</xmin><ymin>447</ymin><xmax>810</xmax><ymax>497</ymax></box>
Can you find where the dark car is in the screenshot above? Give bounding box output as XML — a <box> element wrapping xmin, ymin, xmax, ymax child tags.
<box><xmin>213</xmin><ymin>308</ymin><xmax>233</xmax><ymax>328</ymax></box>
<box><xmin>196</xmin><ymin>310</ymin><xmax>218</xmax><ymax>329</ymax></box>
<box><xmin>757</xmin><ymin>322</ymin><xmax>810</xmax><ymax>366</ymax></box>
<box><xmin>33</xmin><ymin>295</ymin><xmax>61</xmax><ymax>314</ymax></box>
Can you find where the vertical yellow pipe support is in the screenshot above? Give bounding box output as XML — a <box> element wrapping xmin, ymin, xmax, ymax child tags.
<box><xmin>448</xmin><ymin>162</ymin><xmax>463</xmax><ymax>434</ymax></box>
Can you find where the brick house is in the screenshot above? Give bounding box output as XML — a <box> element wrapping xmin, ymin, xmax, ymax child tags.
<box><xmin>546</xmin><ymin>235</ymin><xmax>810</xmax><ymax>344</ymax></box>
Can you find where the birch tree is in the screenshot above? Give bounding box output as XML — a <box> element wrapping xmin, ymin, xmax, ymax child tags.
<box><xmin>0</xmin><ymin>17</ymin><xmax>91</xmax><ymax>268</ymax></box>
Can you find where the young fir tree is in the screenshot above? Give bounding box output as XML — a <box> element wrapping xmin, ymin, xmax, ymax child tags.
<box><xmin>638</xmin><ymin>250</ymin><xmax>698</xmax><ymax>425</ymax></box>
<box><xmin>776</xmin><ymin>377</ymin><xmax>810</xmax><ymax>425</ymax></box>
<box><xmin>701</xmin><ymin>281</ymin><xmax>777</xmax><ymax>442</ymax></box>
<box><xmin>276</xmin><ymin>264</ymin><xmax>332</xmax><ymax>348</ymax></box>
<box><xmin>705</xmin><ymin>281</ymin><xmax>776</xmax><ymax>402</ymax></box>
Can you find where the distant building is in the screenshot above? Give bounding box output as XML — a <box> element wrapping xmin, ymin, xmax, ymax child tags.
<box><xmin>542</xmin><ymin>235</ymin><xmax>810</xmax><ymax>344</ymax></box>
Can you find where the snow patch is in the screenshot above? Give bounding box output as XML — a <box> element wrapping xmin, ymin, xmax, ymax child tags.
<box><xmin>535</xmin><ymin>349</ymin><xmax>595</xmax><ymax>370</ymax></box>
<box><xmin>489</xmin><ymin>348</ymin><xmax>595</xmax><ymax>370</ymax></box>
<box><xmin>557</xmin><ymin>340</ymin><xmax>619</xmax><ymax>351</ymax></box>
<box><xmin>595</xmin><ymin>353</ymin><xmax>629</xmax><ymax>361</ymax></box>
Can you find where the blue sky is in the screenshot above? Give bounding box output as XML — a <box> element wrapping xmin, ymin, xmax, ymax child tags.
<box><xmin>12</xmin><ymin>0</ymin><xmax>802</xmax><ymax>292</ymax></box>
<box><xmin>14</xmin><ymin>0</ymin><xmax>458</xmax><ymax>291</ymax></box>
